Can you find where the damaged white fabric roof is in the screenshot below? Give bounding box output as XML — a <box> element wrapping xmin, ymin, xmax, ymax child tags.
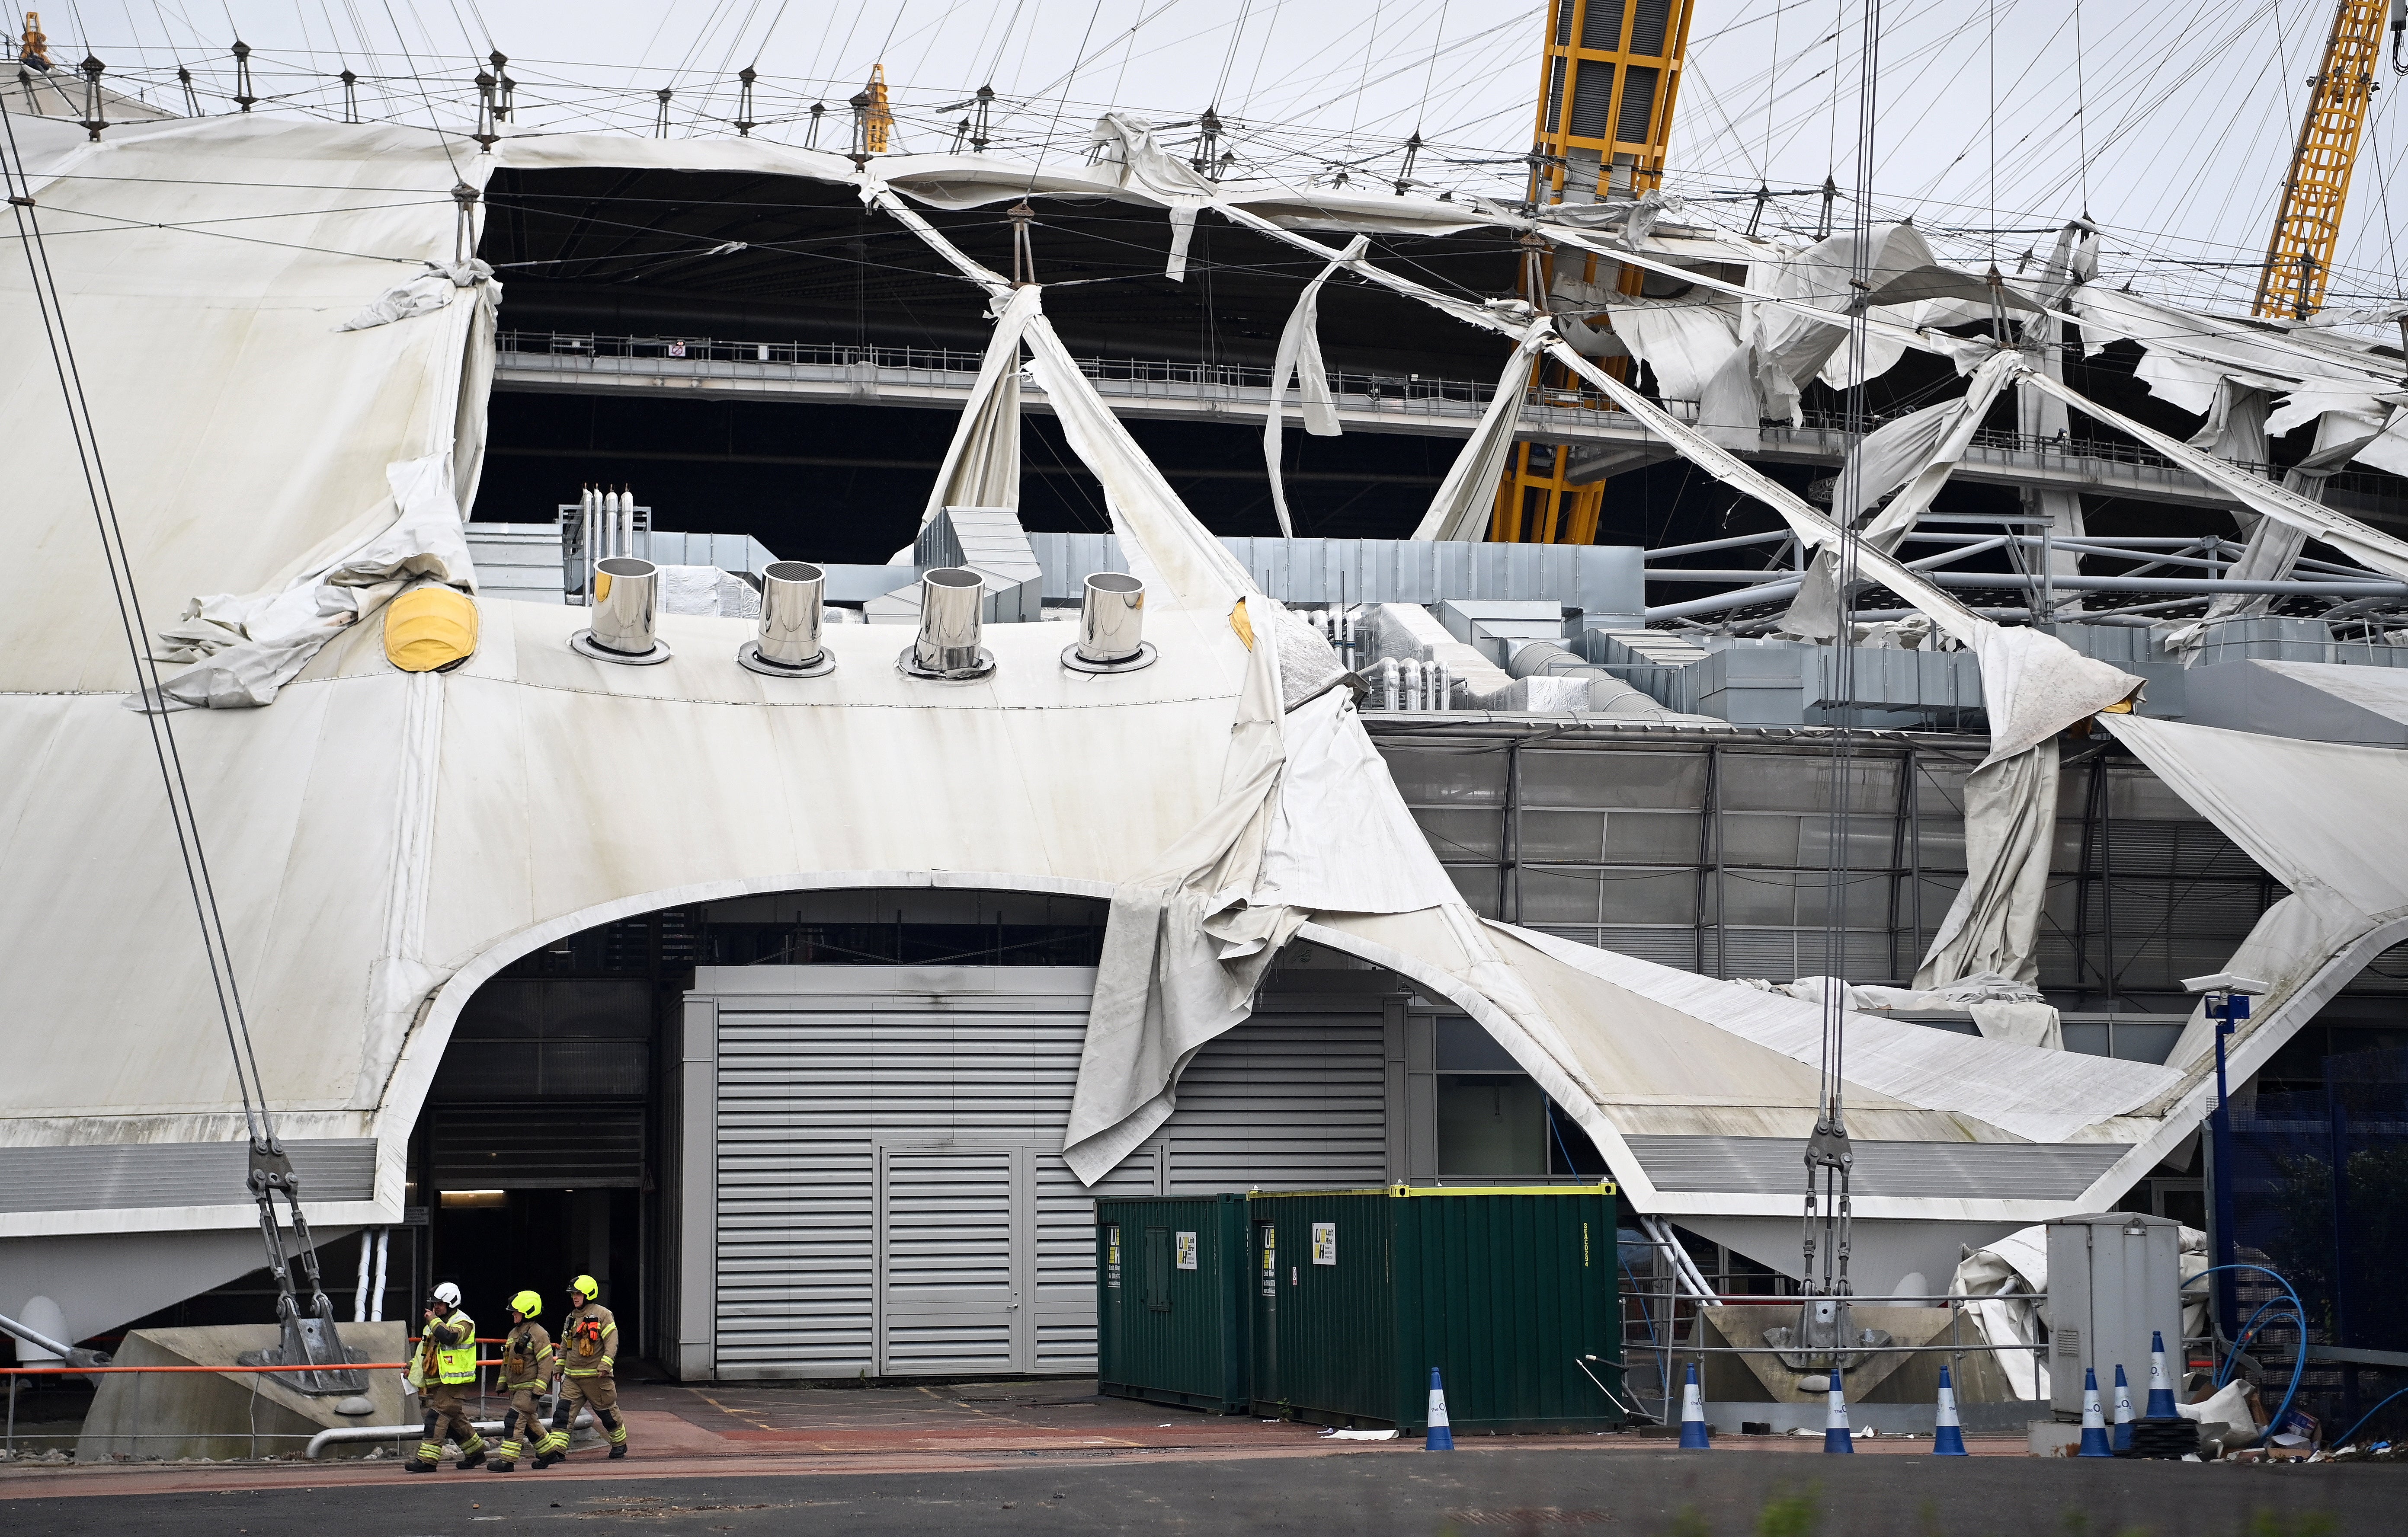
<box><xmin>0</xmin><ymin>115</ymin><xmax>2307</xmax><ymax>1265</ymax></box>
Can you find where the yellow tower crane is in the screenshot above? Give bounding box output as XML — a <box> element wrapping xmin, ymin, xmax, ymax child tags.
<box><xmin>2251</xmin><ymin>0</ymin><xmax>2406</xmax><ymax>320</ymax></box>
<box><xmin>1491</xmin><ymin>0</ymin><xmax>1697</xmax><ymax>544</ymax></box>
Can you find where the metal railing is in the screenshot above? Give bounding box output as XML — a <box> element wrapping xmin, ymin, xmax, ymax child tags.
<box><xmin>492</xmin><ymin>329</ymin><xmax>1706</xmax><ymax>422</ymax></box>
<box><xmin>1</xmin><ymin>1351</ymin><xmax>556</xmax><ymax>1463</ymax></box>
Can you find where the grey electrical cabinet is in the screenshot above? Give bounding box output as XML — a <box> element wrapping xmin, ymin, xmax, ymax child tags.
<box><xmin>2046</xmin><ymin>1214</ymin><xmax>2184</xmax><ymax>1416</ymax></box>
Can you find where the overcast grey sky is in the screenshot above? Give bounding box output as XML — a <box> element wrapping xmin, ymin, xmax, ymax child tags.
<box><xmin>46</xmin><ymin>1</ymin><xmax>2408</xmax><ymax>315</ymax></box>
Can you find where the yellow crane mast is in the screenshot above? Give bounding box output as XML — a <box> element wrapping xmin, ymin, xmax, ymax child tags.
<box><xmin>2252</xmin><ymin>0</ymin><xmax>2403</xmax><ymax>320</ymax></box>
<box><xmin>1493</xmin><ymin>0</ymin><xmax>1697</xmax><ymax>544</ymax></box>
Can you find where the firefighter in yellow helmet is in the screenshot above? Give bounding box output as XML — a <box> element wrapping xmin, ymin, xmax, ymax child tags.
<box><xmin>550</xmin><ymin>1274</ymin><xmax>627</xmax><ymax>1458</ymax></box>
<box><xmin>404</xmin><ymin>1281</ymin><xmax>486</xmax><ymax>1473</ymax></box>
<box><xmin>489</xmin><ymin>1290</ymin><xmax>566</xmax><ymax>1472</ymax></box>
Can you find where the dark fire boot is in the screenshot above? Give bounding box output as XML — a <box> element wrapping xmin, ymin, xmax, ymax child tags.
<box><xmin>458</xmin><ymin>1447</ymin><xmax>487</xmax><ymax>1470</ymax></box>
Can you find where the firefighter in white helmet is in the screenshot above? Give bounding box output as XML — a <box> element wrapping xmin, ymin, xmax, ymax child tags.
<box><xmin>404</xmin><ymin>1281</ymin><xmax>486</xmax><ymax>1472</ymax></box>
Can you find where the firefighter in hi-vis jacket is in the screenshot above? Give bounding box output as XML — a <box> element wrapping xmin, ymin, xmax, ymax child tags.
<box><xmin>404</xmin><ymin>1281</ymin><xmax>487</xmax><ymax>1473</ymax></box>
<box><xmin>489</xmin><ymin>1290</ymin><xmax>569</xmax><ymax>1472</ymax></box>
<box><xmin>549</xmin><ymin>1274</ymin><xmax>628</xmax><ymax>1457</ymax></box>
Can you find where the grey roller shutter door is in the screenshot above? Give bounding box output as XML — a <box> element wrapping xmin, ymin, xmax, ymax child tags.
<box><xmin>703</xmin><ymin>966</ymin><xmax>1390</xmax><ymax>1380</ymax></box>
<box><xmin>878</xmin><ymin>1145</ymin><xmax>1022</xmax><ymax>1374</ymax></box>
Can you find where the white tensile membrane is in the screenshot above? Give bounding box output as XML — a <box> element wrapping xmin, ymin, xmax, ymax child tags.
<box><xmin>917</xmin><ymin>283</ymin><xmax>1038</xmax><ymax>525</ymax></box>
<box><xmin>1214</xmin><ymin>206</ymin><xmax>2142</xmax><ymax>1007</ymax></box>
<box><xmin>2101</xmin><ymin>714</ymin><xmax>2408</xmax><ymax>1079</ymax></box>
<box><xmin>1261</xmin><ymin>236</ymin><xmax>1365</xmax><ymax>537</ymax></box>
<box><xmin>1780</xmin><ymin>349</ymin><xmax>2021</xmax><ymax>640</ymax></box>
<box><xmin>873</xmin><ymin>187</ymin><xmax>2195</xmax><ymax>1195</ymax></box>
<box><xmin>0</xmin><ymin>121</ymin><xmax>2280</xmax><ymax>1279</ymax></box>
<box><xmin>1409</xmin><ymin>320</ymin><xmax>1553</xmax><ymax>542</ymax></box>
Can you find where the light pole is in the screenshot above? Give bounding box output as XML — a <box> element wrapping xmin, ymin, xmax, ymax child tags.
<box><xmin>2184</xmin><ymin>971</ymin><xmax>2268</xmax><ymax>1347</ymax></box>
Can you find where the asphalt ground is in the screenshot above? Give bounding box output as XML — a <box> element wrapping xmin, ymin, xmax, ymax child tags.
<box><xmin>3</xmin><ymin>1378</ymin><xmax>2391</xmax><ymax>1534</ymax></box>
<box><xmin>0</xmin><ymin>1443</ymin><xmax>2392</xmax><ymax>1536</ymax></box>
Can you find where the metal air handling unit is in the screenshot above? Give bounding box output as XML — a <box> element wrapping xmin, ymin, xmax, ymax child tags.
<box><xmin>1095</xmin><ymin>1194</ymin><xmax>1252</xmax><ymax>1414</ymax></box>
<box><xmin>1244</xmin><ymin>1184</ymin><xmax>1627</xmax><ymax>1433</ymax></box>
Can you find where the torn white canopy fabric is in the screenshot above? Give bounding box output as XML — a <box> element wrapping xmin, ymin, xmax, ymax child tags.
<box><xmin>3</xmin><ymin>118</ymin><xmax>500</xmax><ymax>697</ymax></box>
<box><xmin>2069</xmin><ymin>284</ymin><xmax>2408</xmax><ymax>476</ymax></box>
<box><xmin>1950</xmin><ymin>1227</ymin><xmax>2053</xmax><ymax>1400</ymax></box>
<box><xmin>1523</xmin><ymin>330</ymin><xmax>2140</xmax><ymax>760</ymax></box>
<box><xmin>917</xmin><ymin>284</ymin><xmax>1036</xmax><ymax>527</ymax></box>
<box><xmin>2021</xmin><ymin>370</ymin><xmax>2408</xmax><ymax>586</ymax></box>
<box><xmin>2101</xmin><ymin>713</ymin><xmax>2408</xmax><ymax>1086</ymax></box>
<box><xmin>336</xmin><ymin>259</ymin><xmax>491</xmax><ymax>332</ymax></box>
<box><xmin>141</xmin><ymin>438</ymin><xmax>486</xmax><ymax>711</ymax></box>
<box><xmin>1755</xmin><ymin>972</ymin><xmax>2062</xmax><ymax>1050</ymax></box>
<box><xmin>2165</xmin><ymin>408</ymin><xmax>2399</xmax><ymax>645</ymax></box>
<box><xmin>1163</xmin><ymin>201</ymin><xmax>1204</xmax><ymax>282</ymax></box>
<box><xmin>1599</xmin><ymin>294</ymin><xmax>1741</xmax><ymax>402</ymax></box>
<box><xmin>1679</xmin><ymin>224</ymin><xmax>1970</xmax><ymax>431</ymax></box>
<box><xmin>1410</xmin><ymin>321</ymin><xmax>1550</xmax><ymax>542</ymax></box>
<box><xmin>1063</xmin><ymin>592</ymin><xmax>1459</xmax><ymax>1182</ymax></box>
<box><xmin>1784</xmin><ymin>350</ymin><xmax>2020</xmax><ymax>639</ymax></box>
<box><xmin>1262</xmin><ymin>236</ymin><xmax>1365</xmax><ymax>537</ymax></box>
<box><xmin>1914</xmin><ymin>743</ymin><xmax>2059</xmax><ymax>990</ymax></box>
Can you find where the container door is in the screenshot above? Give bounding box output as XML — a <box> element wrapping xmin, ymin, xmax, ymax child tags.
<box><xmin>1097</xmin><ymin>1221</ymin><xmax>1123</xmax><ymax>1386</ymax></box>
<box><xmin>876</xmin><ymin>1144</ymin><xmax>1029</xmax><ymax>1374</ymax></box>
<box><xmin>1251</xmin><ymin>1219</ymin><xmax>1278</xmax><ymax>1407</ymax></box>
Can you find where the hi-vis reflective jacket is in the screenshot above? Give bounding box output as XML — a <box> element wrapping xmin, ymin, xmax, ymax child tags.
<box><xmin>420</xmin><ymin>1310</ymin><xmax>478</xmax><ymax>1386</ymax></box>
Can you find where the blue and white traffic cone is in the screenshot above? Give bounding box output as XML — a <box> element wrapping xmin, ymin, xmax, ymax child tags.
<box><xmin>1931</xmin><ymin>1363</ymin><xmax>1968</xmax><ymax>1456</ymax></box>
<box><xmin>1822</xmin><ymin>1375</ymin><xmax>1855</xmax><ymax>1454</ymax></box>
<box><xmin>2077</xmin><ymin>1367</ymin><xmax>2114</xmax><ymax>1457</ymax></box>
<box><xmin>2111</xmin><ymin>1364</ymin><xmax>2135</xmax><ymax>1454</ymax></box>
<box><xmin>1424</xmin><ymin>1367</ymin><xmax>1454</xmax><ymax>1451</ymax></box>
<box><xmin>2144</xmin><ymin>1331</ymin><xmax>2179</xmax><ymax>1419</ymax></box>
<box><xmin>1678</xmin><ymin>1361</ymin><xmax>1710</xmax><ymax>1448</ymax></box>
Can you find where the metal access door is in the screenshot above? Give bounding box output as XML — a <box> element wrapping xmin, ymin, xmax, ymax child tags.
<box><xmin>1251</xmin><ymin>1218</ymin><xmax>1279</xmax><ymax>1409</ymax></box>
<box><xmin>876</xmin><ymin>1144</ymin><xmax>1032</xmax><ymax>1375</ymax></box>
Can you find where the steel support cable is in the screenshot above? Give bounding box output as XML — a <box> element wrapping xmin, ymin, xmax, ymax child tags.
<box><xmin>0</xmin><ymin>100</ymin><xmax>271</xmax><ymax>1144</ymax></box>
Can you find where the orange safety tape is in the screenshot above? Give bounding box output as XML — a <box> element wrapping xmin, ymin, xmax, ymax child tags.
<box><xmin>0</xmin><ymin>1359</ymin><xmax>502</xmax><ymax>1375</ymax></box>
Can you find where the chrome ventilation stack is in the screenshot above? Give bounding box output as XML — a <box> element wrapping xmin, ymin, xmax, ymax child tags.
<box><xmin>1062</xmin><ymin>571</ymin><xmax>1155</xmax><ymax>673</ymax></box>
<box><xmin>739</xmin><ymin>560</ymin><xmax>836</xmax><ymax>677</ymax></box>
<box><xmin>898</xmin><ymin>567</ymin><xmax>995</xmax><ymax>679</ymax></box>
<box><xmin>570</xmin><ymin>555</ymin><xmax>670</xmax><ymax>664</ymax></box>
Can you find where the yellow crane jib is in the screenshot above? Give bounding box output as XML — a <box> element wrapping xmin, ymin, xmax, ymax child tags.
<box><xmin>2252</xmin><ymin>0</ymin><xmax>2402</xmax><ymax>320</ymax></box>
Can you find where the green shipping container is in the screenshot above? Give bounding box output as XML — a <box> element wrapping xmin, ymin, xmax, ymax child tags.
<box><xmin>1249</xmin><ymin>1184</ymin><xmax>1624</xmax><ymax>1433</ymax></box>
<box><xmin>1094</xmin><ymin>1194</ymin><xmax>1251</xmax><ymax>1413</ymax></box>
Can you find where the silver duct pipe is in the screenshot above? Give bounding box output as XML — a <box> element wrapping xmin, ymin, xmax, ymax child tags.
<box><xmin>741</xmin><ymin>560</ymin><xmax>835</xmax><ymax>677</ymax></box>
<box><xmin>902</xmin><ymin>566</ymin><xmax>994</xmax><ymax>679</ymax></box>
<box><xmin>1064</xmin><ymin>571</ymin><xmax>1153</xmax><ymax>671</ymax></box>
<box><xmin>572</xmin><ymin>555</ymin><xmax>670</xmax><ymax>663</ymax></box>
<box><xmin>1507</xmin><ymin>640</ymin><xmax>1718</xmax><ymax>722</ymax></box>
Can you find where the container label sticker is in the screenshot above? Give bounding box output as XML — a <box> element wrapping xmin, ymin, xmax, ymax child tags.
<box><xmin>1260</xmin><ymin>1227</ymin><xmax>1276</xmax><ymax>1297</ymax></box>
<box><xmin>1175</xmin><ymin>1231</ymin><xmax>1198</xmax><ymax>1270</ymax></box>
<box><xmin>1107</xmin><ymin>1225</ymin><xmax>1121</xmax><ymax>1289</ymax></box>
<box><xmin>1311</xmin><ymin>1221</ymin><xmax>1337</xmax><ymax>1266</ymax></box>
